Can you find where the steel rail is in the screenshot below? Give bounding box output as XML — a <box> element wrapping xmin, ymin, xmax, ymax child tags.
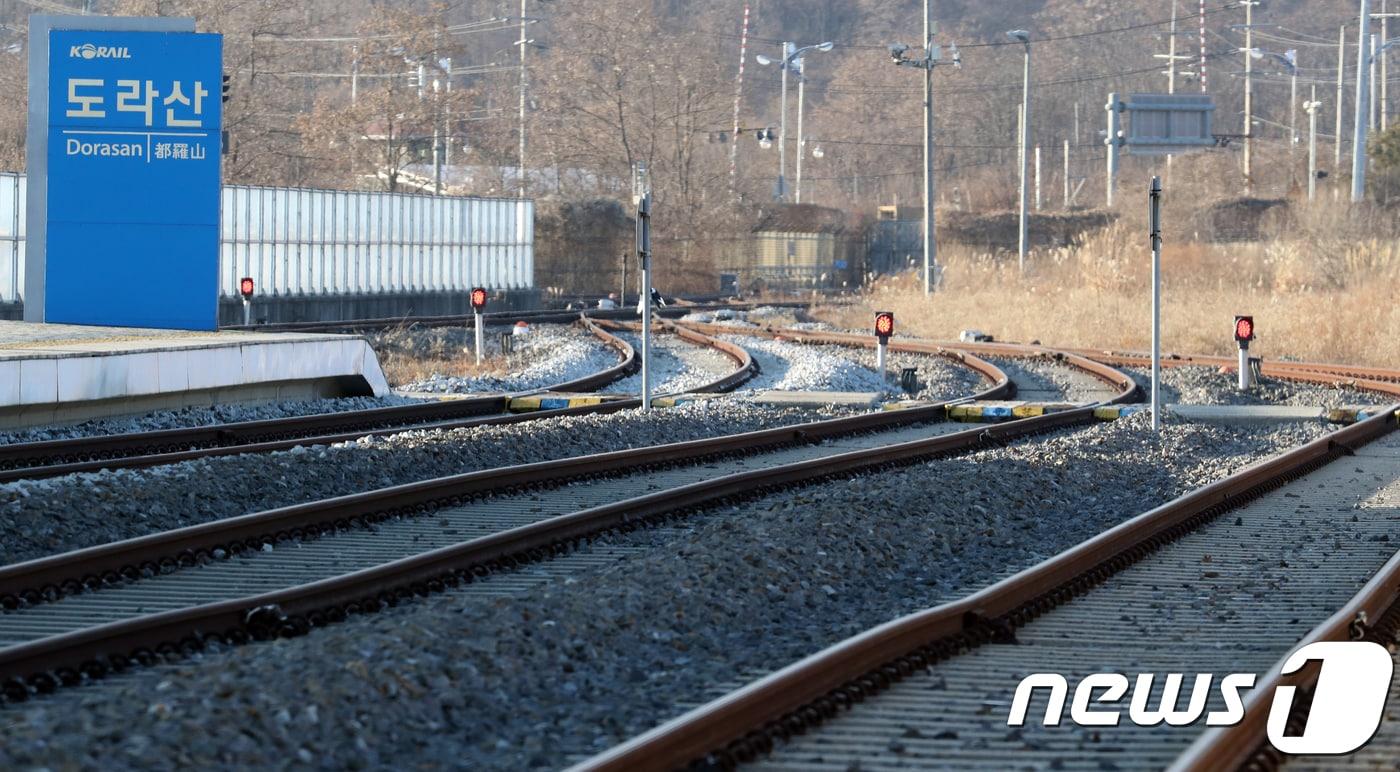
<box><xmin>0</xmin><ymin>341</ymin><xmax>1004</xmax><ymax>613</ymax></box>
<box><xmin>673</xmin><ymin>321</ymin><xmax>1142</xmax><ymax>399</ymax></box>
<box><xmin>1059</xmin><ymin>346</ymin><xmax>1400</xmax><ymax>387</ymax></box>
<box><xmin>0</xmin><ymin>341</ymin><xmax>1036</xmax><ymax>702</ymax></box>
<box><xmin>0</xmin><ymin>315</ymin><xmax>764</xmax><ymax>485</ymax></box>
<box><xmin>569</xmin><ymin>405</ymin><xmax>1400</xmax><ymax>772</ymax></box>
<box><xmin>1168</xmin><ymin>525</ymin><xmax>1400</xmax><ymax>771</ymax></box>
<box><xmin>0</xmin><ymin>315</ymin><xmax>638</xmax><ymax>481</ymax></box>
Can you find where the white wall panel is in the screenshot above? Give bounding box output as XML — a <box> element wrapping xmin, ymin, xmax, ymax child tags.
<box><xmin>0</xmin><ymin>175</ymin><xmax>533</xmax><ymax>303</ymax></box>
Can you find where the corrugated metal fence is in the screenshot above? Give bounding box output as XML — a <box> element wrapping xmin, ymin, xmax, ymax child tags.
<box><xmin>0</xmin><ymin>173</ymin><xmax>24</xmax><ymax>305</ymax></box>
<box><xmin>0</xmin><ymin>172</ymin><xmax>533</xmax><ymax>305</ymax></box>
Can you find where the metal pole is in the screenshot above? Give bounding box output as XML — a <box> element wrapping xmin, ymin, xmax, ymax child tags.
<box><xmin>1034</xmin><ymin>145</ymin><xmax>1042</xmax><ymax>210</ymax></box>
<box><xmin>1243</xmin><ymin>0</ymin><xmax>1254</xmax><ymax>192</ymax></box>
<box><xmin>1063</xmin><ymin>139</ymin><xmax>1071</xmax><ymax>208</ymax></box>
<box><xmin>1106</xmin><ymin>92</ymin><xmax>1121</xmax><ymax>207</ymax></box>
<box><xmin>1354</xmin><ymin>0</ymin><xmax>1372</xmax><ymax>202</ymax></box>
<box><xmin>474</xmin><ymin>309</ymin><xmax>484</xmax><ymax>365</ymax></box>
<box><xmin>518</xmin><ymin>0</ymin><xmax>528</xmax><ymax>197</ymax></box>
<box><xmin>637</xmin><ymin>193</ymin><xmax>653</xmax><ymax>410</ymax></box>
<box><xmin>778</xmin><ymin>43</ymin><xmax>790</xmax><ymax>201</ymax></box>
<box><xmin>1308</xmin><ymin>88</ymin><xmax>1320</xmax><ymax>201</ymax></box>
<box><xmin>1290</xmin><ymin>68</ymin><xmax>1298</xmax><ymax>149</ymax></box>
<box><xmin>351</xmin><ymin>45</ymin><xmax>359</xmax><ymax>105</ymax></box>
<box><xmin>1337</xmin><ymin>25</ymin><xmax>1347</xmax><ymax>172</ymax></box>
<box><xmin>242</xmin><ymin>298</ymin><xmax>251</xmax><ymax>326</ymax></box>
<box><xmin>1385</xmin><ymin>0</ymin><xmax>1392</xmax><ymax>131</ymax></box>
<box><xmin>1149</xmin><ymin>176</ymin><xmax>1163</xmax><ymax>432</ymax></box>
<box><xmin>729</xmin><ymin>3</ymin><xmax>750</xmax><ymax>196</ymax></box>
<box><xmin>433</xmin><ymin>78</ymin><xmax>443</xmax><ymax>195</ymax></box>
<box><xmin>876</xmin><ymin>340</ymin><xmax>887</xmax><ymax>382</ymax></box>
<box><xmin>921</xmin><ymin>0</ymin><xmax>936</xmax><ymax>296</ymax></box>
<box><xmin>1018</xmin><ymin>41</ymin><xmax>1030</xmax><ymax>272</ymax></box>
<box><xmin>795</xmin><ymin>60</ymin><xmax>806</xmax><ymax>204</ymax></box>
<box><xmin>619</xmin><ymin>252</ymin><xmax>626</xmax><ymax>308</ymax></box>
<box><xmin>1371</xmin><ymin>34</ymin><xmax>1380</xmax><ymax>132</ymax></box>
<box><xmin>1200</xmin><ymin>0</ymin><xmax>1209</xmax><ymax>92</ymax></box>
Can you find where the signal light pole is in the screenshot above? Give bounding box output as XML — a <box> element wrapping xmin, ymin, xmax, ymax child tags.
<box><xmin>635</xmin><ymin>184</ymin><xmax>654</xmax><ymax>411</ymax></box>
<box><xmin>1149</xmin><ymin>177</ymin><xmax>1163</xmax><ymax>432</ymax></box>
<box><xmin>471</xmin><ymin>287</ymin><xmax>488</xmax><ymax>366</ymax></box>
<box><xmin>874</xmin><ymin>311</ymin><xmax>894</xmax><ymax>382</ymax></box>
<box><xmin>1234</xmin><ymin>315</ymin><xmax>1256</xmax><ymax>390</ymax></box>
<box><xmin>239</xmin><ymin>277</ymin><xmax>255</xmax><ymax>326</ymax></box>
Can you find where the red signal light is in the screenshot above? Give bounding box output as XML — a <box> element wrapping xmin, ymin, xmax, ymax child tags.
<box><xmin>874</xmin><ymin>311</ymin><xmax>895</xmax><ymax>341</ymax></box>
<box><xmin>470</xmin><ymin>287</ymin><xmax>489</xmax><ymax>311</ymax></box>
<box><xmin>239</xmin><ymin>277</ymin><xmax>254</xmax><ymax>299</ymax></box>
<box><xmin>1234</xmin><ymin>315</ymin><xmax>1254</xmax><ymax>344</ymax></box>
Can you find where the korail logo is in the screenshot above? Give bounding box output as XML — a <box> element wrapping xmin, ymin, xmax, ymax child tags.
<box><xmin>1007</xmin><ymin>641</ymin><xmax>1394</xmax><ymax>756</ymax></box>
<box><xmin>70</xmin><ymin>44</ymin><xmax>131</xmax><ymax>60</ymax></box>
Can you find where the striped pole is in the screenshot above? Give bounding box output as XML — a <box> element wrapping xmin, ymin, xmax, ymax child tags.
<box><xmin>1200</xmin><ymin>0</ymin><xmax>1208</xmax><ymax>92</ymax></box>
<box><xmin>729</xmin><ymin>4</ymin><xmax>751</xmax><ymax>196</ymax></box>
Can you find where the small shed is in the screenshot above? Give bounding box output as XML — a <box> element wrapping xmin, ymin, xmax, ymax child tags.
<box><xmin>727</xmin><ymin>204</ymin><xmax>860</xmax><ymax>293</ymax></box>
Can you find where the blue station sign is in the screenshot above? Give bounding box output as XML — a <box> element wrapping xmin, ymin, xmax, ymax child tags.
<box><xmin>45</xmin><ymin>29</ymin><xmax>222</xmax><ymax>330</ymax></box>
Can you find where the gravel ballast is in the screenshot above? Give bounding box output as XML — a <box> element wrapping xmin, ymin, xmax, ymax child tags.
<box><xmin>0</xmin><ymin>414</ymin><xmax>1336</xmax><ymax>770</ymax></box>
<box><xmin>606</xmin><ymin>332</ymin><xmax>738</xmax><ymax>395</ymax></box>
<box><xmin>399</xmin><ymin>325</ymin><xmax>620</xmax><ymax>394</ymax></box>
<box><xmin>0</xmin><ymin>395</ymin><xmax>421</xmax><ymax>447</ymax></box>
<box><xmin>1125</xmin><ymin>365</ymin><xmax>1395</xmax><ymax>406</ymax></box>
<box><xmin>0</xmin><ymin>401</ymin><xmax>854</xmax><ymax>569</ymax></box>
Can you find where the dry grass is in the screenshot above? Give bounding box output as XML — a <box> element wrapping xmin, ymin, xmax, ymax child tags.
<box><xmin>378</xmin><ymin>352</ymin><xmax>513</xmax><ymax>387</ymax></box>
<box><xmin>817</xmin><ymin>207</ymin><xmax>1400</xmax><ymax>367</ymax></box>
<box><xmin>367</xmin><ymin>324</ymin><xmax>515</xmax><ymax>386</ymax></box>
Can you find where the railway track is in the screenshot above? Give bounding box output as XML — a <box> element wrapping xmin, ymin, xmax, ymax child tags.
<box><xmin>0</xmin><ymin>315</ymin><xmax>755</xmax><ymax>483</ymax></box>
<box><xmin>0</xmin><ymin>337</ymin><xmax>1138</xmax><ymax>704</ymax></box>
<box><xmin>570</xmin><ymin>363</ymin><xmax>1400</xmax><ymax>771</ymax></box>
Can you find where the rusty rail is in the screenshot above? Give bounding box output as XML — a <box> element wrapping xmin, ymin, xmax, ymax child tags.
<box><xmin>0</xmin><ymin>334</ymin><xmax>1075</xmax><ymax>702</ymax></box>
<box><xmin>569</xmin><ymin>406</ymin><xmax>1400</xmax><ymax>772</ymax></box>
<box><xmin>0</xmin><ymin>314</ymin><xmax>639</xmax><ymax>482</ymax></box>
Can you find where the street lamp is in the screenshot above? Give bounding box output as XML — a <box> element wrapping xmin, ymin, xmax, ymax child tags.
<box><xmin>1007</xmin><ymin>29</ymin><xmax>1031</xmax><ymax>274</ymax></box>
<box><xmin>756</xmin><ymin>41</ymin><xmax>834</xmax><ymax>202</ymax></box>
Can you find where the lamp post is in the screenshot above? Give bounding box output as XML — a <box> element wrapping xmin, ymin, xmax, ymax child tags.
<box><xmin>756</xmin><ymin>41</ymin><xmax>833</xmax><ymax>202</ymax></box>
<box><xmin>1304</xmin><ymin>89</ymin><xmax>1323</xmax><ymax>201</ymax></box>
<box><xmin>1008</xmin><ymin>30</ymin><xmax>1031</xmax><ymax>274</ymax></box>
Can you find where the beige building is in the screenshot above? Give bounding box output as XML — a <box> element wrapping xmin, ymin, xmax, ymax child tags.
<box><xmin>724</xmin><ymin>204</ymin><xmax>861</xmax><ymax>293</ymax></box>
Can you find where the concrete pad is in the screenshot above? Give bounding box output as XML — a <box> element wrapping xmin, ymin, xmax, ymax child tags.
<box><xmin>0</xmin><ymin>320</ymin><xmax>391</xmax><ymax>430</ymax></box>
<box><xmin>749</xmin><ymin>390</ymin><xmax>884</xmax><ymax>408</ymax></box>
<box><xmin>1167</xmin><ymin>404</ymin><xmax>1326</xmax><ymax>424</ymax></box>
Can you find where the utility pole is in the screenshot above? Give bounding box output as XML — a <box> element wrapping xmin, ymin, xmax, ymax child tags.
<box><xmin>779</xmin><ymin>42</ymin><xmax>792</xmax><ymax>200</ymax></box>
<box><xmin>1354</xmin><ymin>0</ymin><xmax>1372</xmax><ymax>202</ymax></box>
<box><xmin>1063</xmin><ymin>139</ymin><xmax>1071</xmax><ymax>208</ymax></box>
<box><xmin>1106</xmin><ymin>92</ymin><xmax>1123</xmax><ymax>207</ymax></box>
<box><xmin>891</xmin><ymin>1</ymin><xmax>957</xmax><ymax>295</ymax></box>
<box><xmin>433</xmin><ymin>77</ymin><xmax>443</xmax><ymax>194</ymax></box>
<box><xmin>1305</xmin><ymin>88</ymin><xmax>1323</xmax><ymax>201</ymax></box>
<box><xmin>1337</xmin><ymin>25</ymin><xmax>1347</xmax><ymax>173</ymax></box>
<box><xmin>796</xmin><ymin>58</ymin><xmax>807</xmax><ymax>203</ymax></box>
<box><xmin>518</xmin><ymin>0</ymin><xmax>529</xmax><ymax>198</ymax></box>
<box><xmin>1371</xmin><ymin>34</ymin><xmax>1380</xmax><ymax>132</ymax></box>
<box><xmin>1200</xmin><ymin>0</ymin><xmax>1209</xmax><ymax>92</ymax></box>
<box><xmin>923</xmin><ymin>4</ymin><xmax>935</xmax><ymax>291</ymax></box>
<box><xmin>1242</xmin><ymin>0</ymin><xmax>1258</xmax><ymax>192</ymax></box>
<box><xmin>729</xmin><ymin>4</ymin><xmax>751</xmax><ymax>197</ymax></box>
<box><xmin>1034</xmin><ymin>145</ymin><xmax>1042</xmax><ymax>211</ymax></box>
<box><xmin>1009</xmin><ymin>29</ymin><xmax>1032</xmax><ymax>273</ymax></box>
<box><xmin>1381</xmin><ymin>0</ymin><xmax>1394</xmax><ymax>130</ymax></box>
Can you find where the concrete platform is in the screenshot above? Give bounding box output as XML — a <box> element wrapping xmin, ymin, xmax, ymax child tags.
<box><xmin>0</xmin><ymin>320</ymin><xmax>389</xmax><ymax>429</ymax></box>
<box><xmin>1166</xmin><ymin>404</ymin><xmax>1327</xmax><ymax>424</ymax></box>
<box><xmin>749</xmin><ymin>390</ymin><xmax>885</xmax><ymax>408</ymax></box>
